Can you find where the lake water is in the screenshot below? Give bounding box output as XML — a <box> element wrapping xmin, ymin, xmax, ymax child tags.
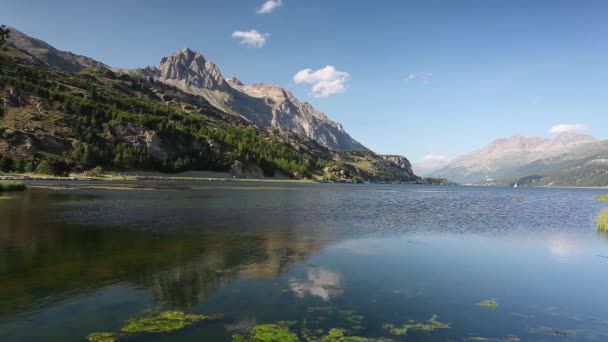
<box><xmin>1</xmin><ymin>182</ymin><xmax>608</xmax><ymax>341</ymax></box>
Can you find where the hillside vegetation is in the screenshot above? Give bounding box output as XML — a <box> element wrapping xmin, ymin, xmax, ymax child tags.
<box><xmin>0</xmin><ymin>46</ymin><xmax>419</xmax><ymax>183</ymax></box>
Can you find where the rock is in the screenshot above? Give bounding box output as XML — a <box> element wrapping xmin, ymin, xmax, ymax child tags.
<box><xmin>145</xmin><ymin>131</ymin><xmax>168</xmax><ymax>160</ymax></box>
<box><xmin>381</xmin><ymin>155</ymin><xmax>416</xmax><ymax>179</ymax></box>
<box><xmin>230</xmin><ymin>161</ymin><xmax>265</xmax><ymax>179</ymax></box>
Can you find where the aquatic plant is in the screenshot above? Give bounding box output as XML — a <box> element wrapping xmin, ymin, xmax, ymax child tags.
<box><xmin>234</xmin><ymin>323</ymin><xmax>393</xmax><ymax>342</ymax></box>
<box><xmin>477</xmin><ymin>298</ymin><xmax>499</xmax><ymax>309</ymax></box>
<box><xmin>238</xmin><ymin>321</ymin><xmax>298</xmax><ymax>342</ymax></box>
<box><xmin>463</xmin><ymin>337</ymin><xmax>520</xmax><ymax>342</ymax></box>
<box><xmin>121</xmin><ymin>310</ymin><xmax>221</xmax><ymax>333</ymax></box>
<box><xmin>598</xmin><ymin>209</ymin><xmax>608</xmax><ymax>231</ymax></box>
<box><xmin>316</xmin><ymin>328</ymin><xmax>393</xmax><ymax>341</ymax></box>
<box><xmin>0</xmin><ymin>180</ymin><xmax>26</xmax><ymax>192</ymax></box>
<box><xmin>383</xmin><ymin>315</ymin><xmax>451</xmax><ymax>336</ymax></box>
<box><xmin>85</xmin><ymin>310</ymin><xmax>223</xmax><ymax>342</ymax></box>
<box><xmin>596</xmin><ymin>194</ymin><xmax>608</xmax><ymax>203</ymax></box>
<box><xmin>86</xmin><ymin>332</ymin><xmax>117</xmax><ymax>342</ymax></box>
<box><xmin>595</xmin><ymin>195</ymin><xmax>608</xmax><ymax>231</ymax></box>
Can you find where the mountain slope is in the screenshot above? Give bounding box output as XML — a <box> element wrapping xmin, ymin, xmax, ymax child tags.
<box><xmin>513</xmin><ymin>140</ymin><xmax>608</xmax><ymax>187</ymax></box>
<box><xmin>0</xmin><ymin>33</ymin><xmax>418</xmax><ymax>183</ymax></box>
<box><xmin>432</xmin><ymin>133</ymin><xmax>599</xmax><ymax>183</ymax></box>
<box><xmin>135</xmin><ymin>48</ymin><xmax>367</xmax><ymax>151</ymax></box>
<box><xmin>6</xmin><ymin>27</ymin><xmax>105</xmax><ymax>72</ymax></box>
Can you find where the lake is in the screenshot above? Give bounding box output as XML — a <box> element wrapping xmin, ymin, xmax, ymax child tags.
<box><xmin>1</xmin><ymin>182</ymin><xmax>607</xmax><ymax>341</ymax></box>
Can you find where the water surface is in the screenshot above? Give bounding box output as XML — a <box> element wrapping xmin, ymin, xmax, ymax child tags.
<box><xmin>1</xmin><ymin>182</ymin><xmax>607</xmax><ymax>341</ymax></box>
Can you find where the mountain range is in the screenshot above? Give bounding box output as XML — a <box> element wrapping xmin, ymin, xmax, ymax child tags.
<box><xmin>0</xmin><ymin>27</ymin><xmax>421</xmax><ymax>183</ymax></box>
<box><xmin>428</xmin><ymin>132</ymin><xmax>608</xmax><ymax>187</ymax></box>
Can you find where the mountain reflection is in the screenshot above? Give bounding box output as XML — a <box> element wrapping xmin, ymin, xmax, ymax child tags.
<box><xmin>0</xmin><ymin>191</ymin><xmax>327</xmax><ymax>317</ymax></box>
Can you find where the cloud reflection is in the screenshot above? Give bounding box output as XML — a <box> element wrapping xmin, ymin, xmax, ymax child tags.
<box><xmin>288</xmin><ymin>266</ymin><xmax>343</xmax><ymax>301</ymax></box>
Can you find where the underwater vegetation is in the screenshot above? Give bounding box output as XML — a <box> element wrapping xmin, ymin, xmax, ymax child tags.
<box><xmin>300</xmin><ymin>306</ymin><xmax>366</xmax><ymax>340</ymax></box>
<box><xmin>232</xmin><ymin>324</ymin><xmax>392</xmax><ymax>342</ymax></box>
<box><xmin>86</xmin><ymin>310</ymin><xmax>223</xmax><ymax>341</ymax></box>
<box><xmin>383</xmin><ymin>315</ymin><xmax>451</xmax><ymax>336</ymax></box>
<box><xmin>85</xmin><ymin>332</ymin><xmax>118</xmax><ymax>342</ymax></box>
<box><xmin>232</xmin><ymin>321</ymin><xmax>298</xmax><ymax>342</ymax></box>
<box><xmin>231</xmin><ymin>307</ymin><xmax>395</xmax><ymax>341</ymax></box>
<box><xmin>121</xmin><ymin>310</ymin><xmax>221</xmax><ymax>333</ymax></box>
<box><xmin>0</xmin><ymin>180</ymin><xmax>26</xmax><ymax>192</ymax></box>
<box><xmin>477</xmin><ymin>298</ymin><xmax>499</xmax><ymax>309</ymax></box>
<box><xmin>462</xmin><ymin>337</ymin><xmax>520</xmax><ymax>342</ymax></box>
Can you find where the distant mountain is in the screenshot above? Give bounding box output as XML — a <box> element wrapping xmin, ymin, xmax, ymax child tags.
<box><xmin>6</xmin><ymin>27</ymin><xmax>105</xmax><ymax>72</ymax></box>
<box><xmin>514</xmin><ymin>140</ymin><xmax>608</xmax><ymax>187</ymax></box>
<box><xmin>413</xmin><ymin>158</ymin><xmax>450</xmax><ymax>177</ymax></box>
<box><xmin>134</xmin><ymin>48</ymin><xmax>367</xmax><ymax>151</ymax></box>
<box><xmin>432</xmin><ymin>133</ymin><xmax>600</xmax><ymax>184</ymax></box>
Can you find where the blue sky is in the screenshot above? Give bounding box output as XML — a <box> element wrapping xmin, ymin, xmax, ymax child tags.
<box><xmin>1</xmin><ymin>0</ymin><xmax>607</xmax><ymax>162</ymax></box>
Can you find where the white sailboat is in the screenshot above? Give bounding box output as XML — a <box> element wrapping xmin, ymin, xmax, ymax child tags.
<box><xmin>513</xmin><ymin>182</ymin><xmax>518</xmax><ymax>188</ymax></box>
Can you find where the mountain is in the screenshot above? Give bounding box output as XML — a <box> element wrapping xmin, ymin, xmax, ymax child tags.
<box><xmin>413</xmin><ymin>158</ymin><xmax>450</xmax><ymax>177</ymax></box>
<box><xmin>432</xmin><ymin>133</ymin><xmax>599</xmax><ymax>184</ymax></box>
<box><xmin>134</xmin><ymin>48</ymin><xmax>367</xmax><ymax>151</ymax></box>
<box><xmin>513</xmin><ymin>140</ymin><xmax>608</xmax><ymax>187</ymax></box>
<box><xmin>0</xmin><ymin>28</ymin><xmax>419</xmax><ymax>183</ymax></box>
<box><xmin>5</xmin><ymin>27</ymin><xmax>105</xmax><ymax>72</ymax></box>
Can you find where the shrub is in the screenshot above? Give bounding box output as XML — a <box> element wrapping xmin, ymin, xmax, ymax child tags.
<box><xmin>0</xmin><ymin>181</ymin><xmax>26</xmax><ymax>192</ymax></box>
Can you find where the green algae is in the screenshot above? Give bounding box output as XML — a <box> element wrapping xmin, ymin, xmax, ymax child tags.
<box><xmin>383</xmin><ymin>315</ymin><xmax>451</xmax><ymax>336</ymax></box>
<box><xmin>300</xmin><ymin>306</ymin><xmax>367</xmax><ymax>340</ymax></box>
<box><xmin>241</xmin><ymin>321</ymin><xmax>298</xmax><ymax>342</ymax></box>
<box><xmin>234</xmin><ymin>323</ymin><xmax>393</xmax><ymax>342</ymax></box>
<box><xmin>86</xmin><ymin>332</ymin><xmax>117</xmax><ymax>342</ymax></box>
<box><xmin>463</xmin><ymin>337</ymin><xmax>520</xmax><ymax>342</ymax></box>
<box><xmin>314</xmin><ymin>328</ymin><xmax>392</xmax><ymax>341</ymax></box>
<box><xmin>477</xmin><ymin>298</ymin><xmax>499</xmax><ymax>309</ymax></box>
<box><xmin>121</xmin><ymin>310</ymin><xmax>221</xmax><ymax>333</ymax></box>
<box><xmin>85</xmin><ymin>310</ymin><xmax>223</xmax><ymax>342</ymax></box>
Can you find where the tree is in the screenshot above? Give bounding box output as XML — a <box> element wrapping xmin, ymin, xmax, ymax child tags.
<box><xmin>36</xmin><ymin>161</ymin><xmax>53</xmax><ymax>175</ymax></box>
<box><xmin>36</xmin><ymin>158</ymin><xmax>72</xmax><ymax>177</ymax></box>
<box><xmin>0</xmin><ymin>25</ymin><xmax>10</xmax><ymax>50</ymax></box>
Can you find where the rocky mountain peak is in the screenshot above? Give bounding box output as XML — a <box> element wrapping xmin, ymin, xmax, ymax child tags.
<box><xmin>158</xmin><ymin>48</ymin><xmax>227</xmax><ymax>90</ymax></box>
<box><xmin>136</xmin><ymin>48</ymin><xmax>367</xmax><ymax>151</ymax></box>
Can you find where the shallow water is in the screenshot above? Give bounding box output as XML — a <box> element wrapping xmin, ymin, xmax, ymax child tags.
<box><xmin>1</xmin><ymin>182</ymin><xmax>607</xmax><ymax>341</ymax></box>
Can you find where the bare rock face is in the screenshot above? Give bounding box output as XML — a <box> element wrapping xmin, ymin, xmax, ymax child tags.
<box><xmin>145</xmin><ymin>131</ymin><xmax>168</xmax><ymax>160</ymax></box>
<box><xmin>140</xmin><ymin>48</ymin><xmax>367</xmax><ymax>151</ymax></box>
<box><xmin>382</xmin><ymin>155</ymin><xmax>415</xmax><ymax>174</ymax></box>
<box><xmin>230</xmin><ymin>161</ymin><xmax>264</xmax><ymax>179</ymax></box>
<box><xmin>156</xmin><ymin>48</ymin><xmax>228</xmax><ymax>91</ymax></box>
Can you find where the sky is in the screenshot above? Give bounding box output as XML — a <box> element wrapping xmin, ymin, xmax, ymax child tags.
<box><xmin>1</xmin><ymin>0</ymin><xmax>608</xmax><ymax>163</ymax></box>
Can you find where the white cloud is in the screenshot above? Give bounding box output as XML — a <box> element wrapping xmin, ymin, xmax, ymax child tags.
<box><xmin>257</xmin><ymin>0</ymin><xmax>282</xmax><ymax>14</ymax></box>
<box><xmin>405</xmin><ymin>72</ymin><xmax>432</xmax><ymax>84</ymax></box>
<box><xmin>293</xmin><ymin>66</ymin><xmax>350</xmax><ymax>97</ymax></box>
<box><xmin>423</xmin><ymin>154</ymin><xmax>449</xmax><ymax>162</ymax></box>
<box><xmin>549</xmin><ymin>123</ymin><xmax>589</xmax><ymax>134</ymax></box>
<box><xmin>231</xmin><ymin>30</ymin><xmax>269</xmax><ymax>48</ymax></box>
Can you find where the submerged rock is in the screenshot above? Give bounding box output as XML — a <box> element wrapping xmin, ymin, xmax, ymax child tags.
<box><xmin>477</xmin><ymin>298</ymin><xmax>499</xmax><ymax>309</ymax></box>
<box><xmin>383</xmin><ymin>315</ymin><xmax>451</xmax><ymax>336</ymax></box>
